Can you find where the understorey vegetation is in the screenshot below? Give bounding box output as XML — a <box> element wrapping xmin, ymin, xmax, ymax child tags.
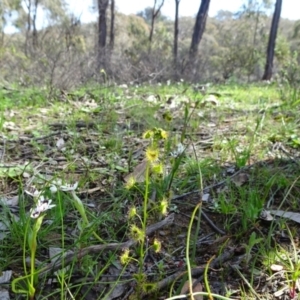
<box><xmin>1</xmin><ymin>82</ymin><xmax>300</xmax><ymax>299</ymax></box>
<box><xmin>1</xmin><ymin>1</ymin><xmax>300</xmax><ymax>299</ymax></box>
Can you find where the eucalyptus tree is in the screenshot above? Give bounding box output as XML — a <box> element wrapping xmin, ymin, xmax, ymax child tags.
<box><xmin>4</xmin><ymin>0</ymin><xmax>67</xmax><ymax>51</ymax></box>
<box><xmin>149</xmin><ymin>0</ymin><xmax>165</xmax><ymax>50</ymax></box>
<box><xmin>189</xmin><ymin>0</ymin><xmax>210</xmax><ymax>60</ymax></box>
<box><xmin>173</xmin><ymin>0</ymin><xmax>180</xmax><ymax>66</ymax></box>
<box><xmin>262</xmin><ymin>0</ymin><xmax>282</xmax><ymax>80</ymax></box>
<box><xmin>96</xmin><ymin>0</ymin><xmax>109</xmax><ymax>70</ymax></box>
<box><xmin>109</xmin><ymin>0</ymin><xmax>115</xmax><ymax>50</ymax></box>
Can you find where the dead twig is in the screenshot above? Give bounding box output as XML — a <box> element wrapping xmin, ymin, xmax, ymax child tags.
<box><xmin>142</xmin><ymin>249</ymin><xmax>235</xmax><ymax>296</ymax></box>
<box><xmin>38</xmin><ymin>213</ymin><xmax>175</xmax><ymax>278</ymax></box>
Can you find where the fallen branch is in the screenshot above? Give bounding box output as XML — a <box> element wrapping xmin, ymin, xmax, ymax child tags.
<box><xmin>38</xmin><ymin>213</ymin><xmax>175</xmax><ymax>278</ymax></box>
<box><xmin>143</xmin><ymin>249</ymin><xmax>235</xmax><ymax>296</ymax></box>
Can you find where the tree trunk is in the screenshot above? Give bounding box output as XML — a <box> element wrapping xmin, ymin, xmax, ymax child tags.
<box><xmin>173</xmin><ymin>0</ymin><xmax>180</xmax><ymax>66</ymax></box>
<box><xmin>97</xmin><ymin>0</ymin><xmax>109</xmax><ymax>70</ymax></box>
<box><xmin>262</xmin><ymin>0</ymin><xmax>282</xmax><ymax>80</ymax></box>
<box><xmin>149</xmin><ymin>0</ymin><xmax>165</xmax><ymax>50</ymax></box>
<box><xmin>25</xmin><ymin>0</ymin><xmax>32</xmax><ymax>55</ymax></box>
<box><xmin>32</xmin><ymin>0</ymin><xmax>39</xmax><ymax>48</ymax></box>
<box><xmin>109</xmin><ymin>0</ymin><xmax>115</xmax><ymax>50</ymax></box>
<box><xmin>189</xmin><ymin>0</ymin><xmax>210</xmax><ymax>59</ymax></box>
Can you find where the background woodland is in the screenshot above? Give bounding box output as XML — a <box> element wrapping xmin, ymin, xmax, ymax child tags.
<box><xmin>0</xmin><ymin>0</ymin><xmax>299</xmax><ymax>89</ymax></box>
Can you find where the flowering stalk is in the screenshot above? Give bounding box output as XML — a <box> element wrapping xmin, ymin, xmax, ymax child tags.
<box><xmin>125</xmin><ymin>128</ymin><xmax>169</xmax><ymax>286</ymax></box>
<box><xmin>12</xmin><ymin>192</ymin><xmax>55</xmax><ymax>299</ymax></box>
<box><xmin>27</xmin><ymin>214</ymin><xmax>45</xmax><ymax>299</ymax></box>
<box><xmin>138</xmin><ymin>158</ymin><xmax>151</xmax><ymax>274</ymax></box>
<box><xmin>143</xmin><ymin>162</ymin><xmax>150</xmax><ymax>232</ymax></box>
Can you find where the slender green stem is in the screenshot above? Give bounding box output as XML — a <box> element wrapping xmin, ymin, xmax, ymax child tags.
<box><xmin>23</xmin><ymin>219</ymin><xmax>30</xmax><ymax>277</ymax></box>
<box><xmin>186</xmin><ymin>202</ymin><xmax>202</xmax><ymax>300</ymax></box>
<box><xmin>165</xmin><ymin>292</ymin><xmax>234</xmax><ymax>300</ymax></box>
<box><xmin>143</xmin><ymin>162</ymin><xmax>150</xmax><ymax>231</ymax></box>
<box><xmin>204</xmin><ymin>255</ymin><xmax>215</xmax><ymax>300</ymax></box>
<box><xmin>30</xmin><ymin>233</ymin><xmax>36</xmax><ymax>291</ymax></box>
<box><xmin>29</xmin><ymin>215</ymin><xmax>44</xmax><ymax>298</ymax></box>
<box><xmin>139</xmin><ymin>162</ymin><xmax>150</xmax><ymax>274</ymax></box>
<box><xmin>12</xmin><ymin>274</ymin><xmax>32</xmax><ymax>295</ymax></box>
<box><xmin>167</xmin><ymin>154</ymin><xmax>183</xmax><ymax>192</ymax></box>
<box><xmin>191</xmin><ymin>207</ymin><xmax>202</xmax><ymax>263</ymax></box>
<box><xmin>58</xmin><ymin>192</ymin><xmax>65</xmax><ymax>300</ymax></box>
<box><xmin>234</xmin><ymin>266</ymin><xmax>261</xmax><ymax>299</ymax></box>
<box><xmin>92</xmin><ymin>231</ymin><xmax>104</xmax><ymax>242</ymax></box>
<box><xmin>30</xmin><ymin>225</ymin><xmax>37</xmax><ymax>284</ymax></box>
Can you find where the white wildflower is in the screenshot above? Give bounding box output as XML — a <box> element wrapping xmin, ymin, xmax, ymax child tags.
<box><xmin>25</xmin><ymin>186</ymin><xmax>42</xmax><ymax>198</ymax></box>
<box><xmin>49</xmin><ymin>184</ymin><xmax>58</xmax><ymax>193</ymax></box>
<box><xmin>30</xmin><ymin>196</ymin><xmax>56</xmax><ymax>219</ymax></box>
<box><xmin>50</xmin><ymin>180</ymin><xmax>78</xmax><ymax>192</ymax></box>
<box><xmin>59</xmin><ymin>182</ymin><xmax>78</xmax><ymax>192</ymax></box>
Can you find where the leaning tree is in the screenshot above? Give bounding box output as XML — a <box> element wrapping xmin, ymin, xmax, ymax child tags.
<box><xmin>262</xmin><ymin>0</ymin><xmax>282</xmax><ymax>80</ymax></box>
<box><xmin>189</xmin><ymin>0</ymin><xmax>211</xmax><ymax>60</ymax></box>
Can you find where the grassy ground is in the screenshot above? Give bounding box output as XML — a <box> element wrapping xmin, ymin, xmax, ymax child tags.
<box><xmin>1</xmin><ymin>82</ymin><xmax>300</xmax><ymax>299</ymax></box>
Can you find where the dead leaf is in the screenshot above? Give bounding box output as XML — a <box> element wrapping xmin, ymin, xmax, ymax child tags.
<box><xmin>56</xmin><ymin>138</ymin><xmax>65</xmax><ymax>150</ymax></box>
<box><xmin>259</xmin><ymin>209</ymin><xmax>273</xmax><ymax>221</ymax></box>
<box><xmin>202</xmin><ymin>193</ymin><xmax>210</xmax><ymax>202</ymax></box>
<box><xmin>0</xmin><ymin>196</ymin><xmax>19</xmax><ymax>206</ymax></box>
<box><xmin>274</xmin><ymin>287</ymin><xmax>288</xmax><ymax>298</ymax></box>
<box><xmin>0</xmin><ymin>270</ymin><xmax>12</xmax><ymax>284</ymax></box>
<box><xmin>180</xmin><ymin>279</ymin><xmax>203</xmax><ymax>300</ymax></box>
<box><xmin>231</xmin><ymin>172</ymin><xmax>249</xmax><ymax>187</ymax></box>
<box><xmin>23</xmin><ymin>171</ymin><xmax>31</xmax><ymax>178</ymax></box>
<box><xmin>124</xmin><ymin>160</ymin><xmax>147</xmax><ymax>183</ymax></box>
<box><xmin>0</xmin><ymin>288</ymin><xmax>10</xmax><ymax>300</ymax></box>
<box><xmin>3</xmin><ymin>121</ymin><xmax>18</xmax><ymax>131</ymax></box>
<box><xmin>207</xmin><ymin>122</ymin><xmax>216</xmax><ymax>127</ymax></box>
<box><xmin>269</xmin><ymin>210</ymin><xmax>300</xmax><ymax>224</ymax></box>
<box><xmin>226</xmin><ymin>166</ymin><xmax>236</xmax><ymax>174</ymax></box>
<box><xmin>105</xmin><ymin>284</ymin><xmax>126</xmax><ymax>300</ymax></box>
<box><xmin>270</xmin><ymin>264</ymin><xmax>284</xmax><ymax>272</ymax></box>
<box><xmin>83</xmin><ymin>186</ymin><xmax>102</xmax><ymax>194</ymax></box>
<box><xmin>201</xmin><ymin>95</ymin><xmax>219</xmax><ymax>107</ymax></box>
<box><xmin>145</xmin><ymin>95</ymin><xmax>158</xmax><ymax>104</ymax></box>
